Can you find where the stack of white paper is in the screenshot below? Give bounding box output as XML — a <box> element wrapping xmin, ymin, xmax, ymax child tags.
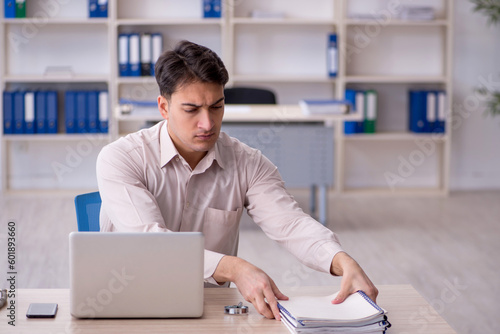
<box><xmin>398</xmin><ymin>6</ymin><xmax>435</xmax><ymax>21</ymax></box>
<box><xmin>278</xmin><ymin>291</ymin><xmax>390</xmax><ymax>333</ymax></box>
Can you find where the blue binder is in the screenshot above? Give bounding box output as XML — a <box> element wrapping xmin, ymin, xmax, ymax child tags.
<box><xmin>98</xmin><ymin>91</ymin><xmax>109</xmax><ymax>133</ymax></box>
<box><xmin>212</xmin><ymin>0</ymin><xmax>221</xmax><ymax>18</ymax></box>
<box><xmin>140</xmin><ymin>33</ymin><xmax>152</xmax><ymax>76</ymax></box>
<box><xmin>327</xmin><ymin>33</ymin><xmax>338</xmax><ymax>78</ymax></box>
<box><xmin>203</xmin><ymin>0</ymin><xmax>213</xmax><ymax>18</ymax></box>
<box><xmin>435</xmin><ymin>90</ymin><xmax>446</xmax><ymax>133</ymax></box>
<box><xmin>129</xmin><ymin>33</ymin><xmax>141</xmax><ymax>77</ymax></box>
<box><xmin>88</xmin><ymin>0</ymin><xmax>98</xmax><ymax>18</ymax></box>
<box><xmin>13</xmin><ymin>91</ymin><xmax>25</xmax><ymax>134</ymax></box>
<box><xmin>344</xmin><ymin>89</ymin><xmax>357</xmax><ymax>135</ymax></box>
<box><xmin>4</xmin><ymin>0</ymin><xmax>15</xmax><ymax>18</ymax></box>
<box><xmin>65</xmin><ymin>91</ymin><xmax>77</xmax><ymax>134</ymax></box>
<box><xmin>425</xmin><ymin>91</ymin><xmax>437</xmax><ymax>133</ymax></box>
<box><xmin>151</xmin><ymin>33</ymin><xmax>163</xmax><ymax>76</ymax></box>
<box><xmin>409</xmin><ymin>91</ymin><xmax>427</xmax><ymax>133</ymax></box>
<box><xmin>76</xmin><ymin>91</ymin><xmax>88</xmax><ymax>133</ymax></box>
<box><xmin>46</xmin><ymin>91</ymin><xmax>58</xmax><ymax>134</ymax></box>
<box><xmin>24</xmin><ymin>91</ymin><xmax>35</xmax><ymax>134</ymax></box>
<box><xmin>355</xmin><ymin>91</ymin><xmax>366</xmax><ymax>134</ymax></box>
<box><xmin>87</xmin><ymin>91</ymin><xmax>99</xmax><ymax>133</ymax></box>
<box><xmin>35</xmin><ymin>91</ymin><xmax>47</xmax><ymax>134</ymax></box>
<box><xmin>203</xmin><ymin>0</ymin><xmax>221</xmax><ymax>18</ymax></box>
<box><xmin>98</xmin><ymin>0</ymin><xmax>108</xmax><ymax>17</ymax></box>
<box><xmin>3</xmin><ymin>91</ymin><xmax>14</xmax><ymax>134</ymax></box>
<box><xmin>118</xmin><ymin>34</ymin><xmax>130</xmax><ymax>76</ymax></box>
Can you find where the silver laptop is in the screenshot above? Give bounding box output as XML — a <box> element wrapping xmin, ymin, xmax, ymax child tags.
<box><xmin>69</xmin><ymin>232</ymin><xmax>204</xmax><ymax>318</ymax></box>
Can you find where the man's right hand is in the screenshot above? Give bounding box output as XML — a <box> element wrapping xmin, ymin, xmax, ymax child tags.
<box><xmin>213</xmin><ymin>256</ymin><xmax>289</xmax><ymax>320</ymax></box>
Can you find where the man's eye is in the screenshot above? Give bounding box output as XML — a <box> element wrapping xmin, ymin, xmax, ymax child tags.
<box><xmin>184</xmin><ymin>109</ymin><xmax>197</xmax><ymax>113</ymax></box>
<box><xmin>211</xmin><ymin>105</ymin><xmax>223</xmax><ymax>109</ymax></box>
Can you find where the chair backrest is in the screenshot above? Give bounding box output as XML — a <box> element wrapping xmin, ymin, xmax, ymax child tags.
<box><xmin>224</xmin><ymin>87</ymin><xmax>277</xmax><ymax>105</ymax></box>
<box><xmin>74</xmin><ymin>191</ymin><xmax>102</xmax><ymax>232</ymax></box>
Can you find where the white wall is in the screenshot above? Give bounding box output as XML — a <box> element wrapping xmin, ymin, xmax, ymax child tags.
<box><xmin>450</xmin><ymin>0</ymin><xmax>500</xmax><ymax>190</ymax></box>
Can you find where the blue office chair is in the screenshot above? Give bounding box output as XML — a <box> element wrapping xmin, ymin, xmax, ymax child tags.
<box><xmin>74</xmin><ymin>191</ymin><xmax>102</xmax><ymax>232</ymax></box>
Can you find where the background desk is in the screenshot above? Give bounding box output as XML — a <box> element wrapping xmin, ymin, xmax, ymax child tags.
<box><xmin>0</xmin><ymin>285</ymin><xmax>455</xmax><ymax>334</ymax></box>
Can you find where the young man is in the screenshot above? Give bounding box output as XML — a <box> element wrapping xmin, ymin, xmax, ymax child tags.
<box><xmin>97</xmin><ymin>40</ymin><xmax>377</xmax><ymax>320</ymax></box>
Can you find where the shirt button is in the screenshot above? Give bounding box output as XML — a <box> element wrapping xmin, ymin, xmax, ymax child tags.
<box><xmin>175</xmin><ymin>157</ymin><xmax>180</xmax><ymax>162</ymax></box>
<box><xmin>186</xmin><ymin>202</ymin><xmax>190</xmax><ymax>208</ymax></box>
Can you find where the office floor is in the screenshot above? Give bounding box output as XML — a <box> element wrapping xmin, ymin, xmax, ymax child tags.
<box><xmin>0</xmin><ymin>190</ymin><xmax>499</xmax><ymax>334</ymax></box>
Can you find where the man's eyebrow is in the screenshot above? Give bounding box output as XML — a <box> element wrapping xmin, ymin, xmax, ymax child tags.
<box><xmin>210</xmin><ymin>97</ymin><xmax>225</xmax><ymax>106</ymax></box>
<box><xmin>181</xmin><ymin>97</ymin><xmax>225</xmax><ymax>108</ymax></box>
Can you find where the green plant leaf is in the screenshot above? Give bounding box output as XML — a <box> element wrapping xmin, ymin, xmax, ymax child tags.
<box><xmin>470</xmin><ymin>0</ymin><xmax>500</xmax><ymax>26</ymax></box>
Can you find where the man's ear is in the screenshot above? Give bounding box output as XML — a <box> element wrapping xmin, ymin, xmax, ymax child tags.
<box><xmin>158</xmin><ymin>95</ymin><xmax>169</xmax><ymax>120</ymax></box>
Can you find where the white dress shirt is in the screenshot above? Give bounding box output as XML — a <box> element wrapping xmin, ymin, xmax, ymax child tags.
<box><xmin>97</xmin><ymin>121</ymin><xmax>343</xmax><ymax>285</ymax></box>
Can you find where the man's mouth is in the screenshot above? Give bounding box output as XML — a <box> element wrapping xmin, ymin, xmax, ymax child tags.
<box><xmin>196</xmin><ymin>133</ymin><xmax>214</xmax><ymax>140</ymax></box>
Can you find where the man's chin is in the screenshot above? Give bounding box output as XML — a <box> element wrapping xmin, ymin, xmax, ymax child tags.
<box><xmin>191</xmin><ymin>141</ymin><xmax>216</xmax><ymax>152</ymax></box>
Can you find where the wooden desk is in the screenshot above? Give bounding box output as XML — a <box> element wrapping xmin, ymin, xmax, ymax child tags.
<box><xmin>0</xmin><ymin>285</ymin><xmax>455</xmax><ymax>333</ymax></box>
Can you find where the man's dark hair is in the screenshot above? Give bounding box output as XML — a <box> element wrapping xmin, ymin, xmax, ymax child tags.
<box><xmin>154</xmin><ymin>40</ymin><xmax>229</xmax><ymax>99</ymax></box>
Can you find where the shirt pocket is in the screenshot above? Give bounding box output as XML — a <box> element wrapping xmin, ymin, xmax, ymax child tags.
<box><xmin>203</xmin><ymin>207</ymin><xmax>243</xmax><ymax>256</ymax></box>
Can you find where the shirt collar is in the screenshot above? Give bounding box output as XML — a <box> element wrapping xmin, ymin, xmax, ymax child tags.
<box><xmin>213</xmin><ymin>139</ymin><xmax>225</xmax><ymax>170</ymax></box>
<box><xmin>160</xmin><ymin>121</ymin><xmax>225</xmax><ymax>170</ymax></box>
<box><xmin>160</xmin><ymin>121</ymin><xmax>178</xmax><ymax>168</ymax></box>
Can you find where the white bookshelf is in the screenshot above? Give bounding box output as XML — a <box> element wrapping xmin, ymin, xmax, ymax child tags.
<box><xmin>0</xmin><ymin>0</ymin><xmax>112</xmax><ymax>194</ymax></box>
<box><xmin>0</xmin><ymin>0</ymin><xmax>453</xmax><ymax>196</ymax></box>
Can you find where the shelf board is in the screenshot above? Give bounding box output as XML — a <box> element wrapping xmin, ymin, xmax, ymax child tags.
<box><xmin>223</xmin><ymin>104</ymin><xmax>360</xmax><ymax>122</ymax></box>
<box><xmin>4</xmin><ymin>75</ymin><xmax>110</xmax><ymax>83</ymax></box>
<box><xmin>341</xmin><ymin>187</ymin><xmax>447</xmax><ymax>197</ymax></box>
<box><xmin>345</xmin><ymin>19</ymin><xmax>448</xmax><ymax>27</ymax></box>
<box><xmin>116</xmin><ymin>18</ymin><xmax>223</xmax><ymax>26</ymax></box>
<box><xmin>117</xmin><ymin>77</ymin><xmax>157</xmax><ymax>85</ymax></box>
<box><xmin>232</xmin><ymin>18</ymin><xmax>336</xmax><ymax>25</ymax></box>
<box><xmin>117</xmin><ymin>105</ymin><xmax>362</xmax><ymax>123</ymax></box>
<box><xmin>232</xmin><ymin>74</ymin><xmax>337</xmax><ymax>83</ymax></box>
<box><xmin>3</xmin><ymin>134</ymin><xmax>111</xmax><ymax>142</ymax></box>
<box><xmin>345</xmin><ymin>76</ymin><xmax>447</xmax><ymax>84</ymax></box>
<box><xmin>117</xmin><ymin>114</ymin><xmax>162</xmax><ymax>122</ymax></box>
<box><xmin>2</xmin><ymin>18</ymin><xmax>108</xmax><ymax>25</ymax></box>
<box><xmin>343</xmin><ymin>132</ymin><xmax>448</xmax><ymax>141</ymax></box>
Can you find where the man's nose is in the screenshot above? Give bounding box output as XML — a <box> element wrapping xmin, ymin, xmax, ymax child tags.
<box><xmin>197</xmin><ymin>109</ymin><xmax>214</xmax><ymax>130</ymax></box>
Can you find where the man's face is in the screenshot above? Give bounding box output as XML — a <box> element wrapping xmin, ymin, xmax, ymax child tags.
<box><xmin>158</xmin><ymin>81</ymin><xmax>224</xmax><ymax>164</ymax></box>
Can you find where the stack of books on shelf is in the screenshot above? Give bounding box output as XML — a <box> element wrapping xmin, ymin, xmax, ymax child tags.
<box><xmin>119</xmin><ymin>33</ymin><xmax>163</xmax><ymax>77</ymax></box>
<box><xmin>299</xmin><ymin>99</ymin><xmax>350</xmax><ymax>116</ymax></box>
<box><xmin>118</xmin><ymin>98</ymin><xmax>158</xmax><ymax>117</ymax></box>
<box><xmin>398</xmin><ymin>6</ymin><xmax>435</xmax><ymax>21</ymax></box>
<box><xmin>278</xmin><ymin>291</ymin><xmax>390</xmax><ymax>333</ymax></box>
<box><xmin>344</xmin><ymin>89</ymin><xmax>377</xmax><ymax>135</ymax></box>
